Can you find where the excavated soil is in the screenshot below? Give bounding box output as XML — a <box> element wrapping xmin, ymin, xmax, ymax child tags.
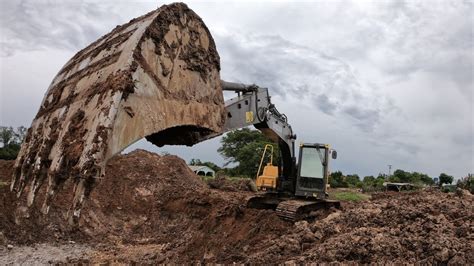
<box><xmin>1</xmin><ymin>151</ymin><xmax>473</xmax><ymax>264</ymax></box>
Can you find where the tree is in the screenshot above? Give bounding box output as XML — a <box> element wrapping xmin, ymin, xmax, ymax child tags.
<box><xmin>439</xmin><ymin>173</ymin><xmax>454</xmax><ymax>186</ymax></box>
<box><xmin>189</xmin><ymin>158</ymin><xmax>221</xmax><ymax>172</ymax></box>
<box><xmin>457</xmin><ymin>174</ymin><xmax>473</xmax><ymax>193</ymax></box>
<box><xmin>0</xmin><ymin>126</ymin><xmax>14</xmax><ymax>147</ymax></box>
<box><xmin>346</xmin><ymin>174</ymin><xmax>362</xmax><ymax>187</ymax></box>
<box><xmin>0</xmin><ymin>126</ymin><xmax>27</xmax><ymax>160</ymax></box>
<box><xmin>329</xmin><ymin>171</ymin><xmax>347</xmax><ymax>188</ymax></box>
<box><xmin>391</xmin><ymin>169</ymin><xmax>410</xmax><ymax>183</ymax></box>
<box><xmin>189</xmin><ymin>158</ymin><xmax>202</xmax><ymax>165</ymax></box>
<box><xmin>16</xmin><ymin>126</ymin><xmax>27</xmax><ymax>142</ymax></box>
<box><xmin>361</xmin><ymin>175</ymin><xmax>385</xmax><ymax>191</ymax></box>
<box><xmin>363</xmin><ymin>175</ymin><xmax>375</xmax><ymax>184</ymax></box>
<box><xmin>218</xmin><ymin>128</ymin><xmax>277</xmax><ymax>178</ymax></box>
<box><xmin>388</xmin><ymin>169</ymin><xmax>434</xmax><ymax>185</ymax></box>
<box><xmin>419</xmin><ymin>173</ymin><xmax>435</xmax><ymax>185</ymax></box>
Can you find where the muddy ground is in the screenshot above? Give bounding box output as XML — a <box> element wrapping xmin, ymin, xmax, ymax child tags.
<box><xmin>1</xmin><ymin>150</ymin><xmax>473</xmax><ymax>264</ymax></box>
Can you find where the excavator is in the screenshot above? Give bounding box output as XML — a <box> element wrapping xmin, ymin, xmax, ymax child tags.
<box><xmin>11</xmin><ymin>2</ymin><xmax>340</xmax><ymax>223</ymax></box>
<box><xmin>221</xmin><ymin>81</ymin><xmax>340</xmax><ymax>221</ymax></box>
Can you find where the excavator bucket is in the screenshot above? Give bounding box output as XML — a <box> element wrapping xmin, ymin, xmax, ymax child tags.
<box><xmin>10</xmin><ymin>3</ymin><xmax>225</xmax><ymax>223</ymax></box>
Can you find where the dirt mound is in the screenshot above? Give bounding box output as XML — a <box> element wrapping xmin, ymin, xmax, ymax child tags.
<box><xmin>250</xmin><ymin>190</ymin><xmax>473</xmax><ymax>264</ymax></box>
<box><xmin>1</xmin><ymin>152</ymin><xmax>473</xmax><ymax>264</ymax></box>
<box><xmin>0</xmin><ymin>160</ymin><xmax>15</xmax><ymax>239</ymax></box>
<box><xmin>1</xmin><ymin>150</ymin><xmax>289</xmax><ymax>263</ymax></box>
<box><xmin>81</xmin><ymin>150</ymin><xmax>289</xmax><ymax>257</ymax></box>
<box><xmin>207</xmin><ymin>176</ymin><xmax>257</xmax><ymax>192</ymax></box>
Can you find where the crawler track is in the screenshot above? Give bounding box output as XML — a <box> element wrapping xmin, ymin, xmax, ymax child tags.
<box><xmin>276</xmin><ymin>199</ymin><xmax>341</xmax><ymax>221</ymax></box>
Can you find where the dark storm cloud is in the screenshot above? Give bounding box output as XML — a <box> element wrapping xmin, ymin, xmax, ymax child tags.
<box><xmin>343</xmin><ymin>106</ymin><xmax>380</xmax><ymax>132</ymax></box>
<box><xmin>314</xmin><ymin>94</ymin><xmax>337</xmax><ymax>115</ymax></box>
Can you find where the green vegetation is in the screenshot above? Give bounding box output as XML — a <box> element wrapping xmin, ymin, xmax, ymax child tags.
<box><xmin>0</xmin><ymin>126</ymin><xmax>27</xmax><ymax>160</ymax></box>
<box><xmin>218</xmin><ymin>128</ymin><xmax>278</xmax><ymax>178</ymax></box>
<box><xmin>388</xmin><ymin>169</ymin><xmax>434</xmax><ymax>185</ymax></box>
<box><xmin>329</xmin><ymin>168</ymin><xmax>437</xmax><ymax>192</ymax></box>
<box><xmin>189</xmin><ymin>158</ymin><xmax>221</xmax><ymax>172</ymax></box>
<box><xmin>361</xmin><ymin>174</ymin><xmax>387</xmax><ymax>191</ymax></box>
<box><xmin>329</xmin><ymin>171</ymin><xmax>385</xmax><ymax>191</ymax></box>
<box><xmin>330</xmin><ymin>191</ymin><xmax>371</xmax><ymax>202</ymax></box>
<box><xmin>441</xmin><ymin>185</ymin><xmax>457</xmax><ymax>193</ymax></box>
<box><xmin>439</xmin><ymin>173</ymin><xmax>454</xmax><ymax>186</ymax></box>
<box><xmin>457</xmin><ymin>174</ymin><xmax>474</xmax><ymax>193</ymax></box>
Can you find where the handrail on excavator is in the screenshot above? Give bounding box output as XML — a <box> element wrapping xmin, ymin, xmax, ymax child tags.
<box><xmin>256</xmin><ymin>144</ymin><xmax>274</xmax><ymax>179</ymax></box>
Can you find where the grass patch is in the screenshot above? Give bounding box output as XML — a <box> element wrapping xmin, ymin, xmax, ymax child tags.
<box><xmin>200</xmin><ymin>175</ymin><xmax>215</xmax><ymax>182</ymax></box>
<box><xmin>202</xmin><ymin>175</ymin><xmax>251</xmax><ymax>182</ymax></box>
<box><xmin>330</xmin><ymin>191</ymin><xmax>371</xmax><ymax>202</ymax></box>
<box><xmin>227</xmin><ymin>176</ymin><xmax>251</xmax><ymax>181</ymax></box>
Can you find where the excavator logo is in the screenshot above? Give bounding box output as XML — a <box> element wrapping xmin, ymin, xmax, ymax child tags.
<box><xmin>246</xmin><ymin>111</ymin><xmax>254</xmax><ymax>123</ymax></box>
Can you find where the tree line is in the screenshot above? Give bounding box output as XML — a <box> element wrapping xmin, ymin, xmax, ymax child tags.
<box><xmin>211</xmin><ymin>128</ymin><xmax>468</xmax><ymax>192</ymax></box>
<box><xmin>328</xmin><ymin>170</ymin><xmax>456</xmax><ymax>191</ymax></box>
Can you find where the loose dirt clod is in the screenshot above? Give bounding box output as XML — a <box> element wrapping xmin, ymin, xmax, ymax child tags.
<box><xmin>1</xmin><ymin>153</ymin><xmax>472</xmax><ymax>264</ymax></box>
<box><xmin>11</xmin><ymin>3</ymin><xmax>225</xmax><ymax>221</ymax></box>
<box><xmin>207</xmin><ymin>176</ymin><xmax>258</xmax><ymax>192</ymax></box>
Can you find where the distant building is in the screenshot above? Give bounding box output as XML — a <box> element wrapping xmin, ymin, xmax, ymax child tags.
<box><xmin>383</xmin><ymin>182</ymin><xmax>414</xmax><ymax>192</ymax></box>
<box><xmin>188</xmin><ymin>165</ymin><xmax>215</xmax><ymax>177</ymax></box>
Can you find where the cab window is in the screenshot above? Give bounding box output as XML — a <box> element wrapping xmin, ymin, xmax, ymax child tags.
<box><xmin>300</xmin><ymin>147</ymin><xmax>324</xmax><ymax>179</ymax></box>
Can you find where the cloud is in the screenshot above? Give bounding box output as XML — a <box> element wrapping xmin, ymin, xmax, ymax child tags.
<box><xmin>314</xmin><ymin>94</ymin><xmax>337</xmax><ymax>115</ymax></box>
<box><xmin>215</xmin><ymin>31</ymin><xmax>393</xmax><ymax>132</ymax></box>
<box><xmin>0</xmin><ymin>0</ymin><xmax>143</xmax><ymax>57</ymax></box>
<box><xmin>0</xmin><ymin>0</ymin><xmax>472</xmax><ymax>178</ymax></box>
<box><xmin>346</xmin><ymin>1</ymin><xmax>473</xmax><ymax>93</ymax></box>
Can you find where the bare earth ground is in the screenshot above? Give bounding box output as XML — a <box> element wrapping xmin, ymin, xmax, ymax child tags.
<box><xmin>1</xmin><ymin>150</ymin><xmax>473</xmax><ymax>264</ymax></box>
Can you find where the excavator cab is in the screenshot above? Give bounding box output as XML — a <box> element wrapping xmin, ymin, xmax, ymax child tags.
<box><xmin>295</xmin><ymin>143</ymin><xmax>335</xmax><ymax>199</ymax></box>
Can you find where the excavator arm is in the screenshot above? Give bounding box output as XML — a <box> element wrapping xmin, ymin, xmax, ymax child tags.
<box><xmin>221</xmin><ymin>81</ymin><xmax>297</xmax><ymax>186</ymax></box>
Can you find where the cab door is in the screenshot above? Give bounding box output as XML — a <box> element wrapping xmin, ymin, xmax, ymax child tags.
<box><xmin>295</xmin><ymin>143</ymin><xmax>329</xmax><ymax>199</ymax></box>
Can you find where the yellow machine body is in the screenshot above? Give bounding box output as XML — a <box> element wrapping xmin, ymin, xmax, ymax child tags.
<box><xmin>256</xmin><ymin>163</ymin><xmax>278</xmax><ymax>190</ymax></box>
<box><xmin>256</xmin><ymin>144</ymin><xmax>278</xmax><ymax>190</ymax></box>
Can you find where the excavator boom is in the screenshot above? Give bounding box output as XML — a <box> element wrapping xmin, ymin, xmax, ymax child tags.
<box><xmin>221</xmin><ymin>81</ymin><xmax>297</xmax><ymax>182</ymax></box>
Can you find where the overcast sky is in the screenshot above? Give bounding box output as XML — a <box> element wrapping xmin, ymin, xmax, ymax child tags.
<box><xmin>0</xmin><ymin>0</ymin><xmax>472</xmax><ymax>178</ymax></box>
